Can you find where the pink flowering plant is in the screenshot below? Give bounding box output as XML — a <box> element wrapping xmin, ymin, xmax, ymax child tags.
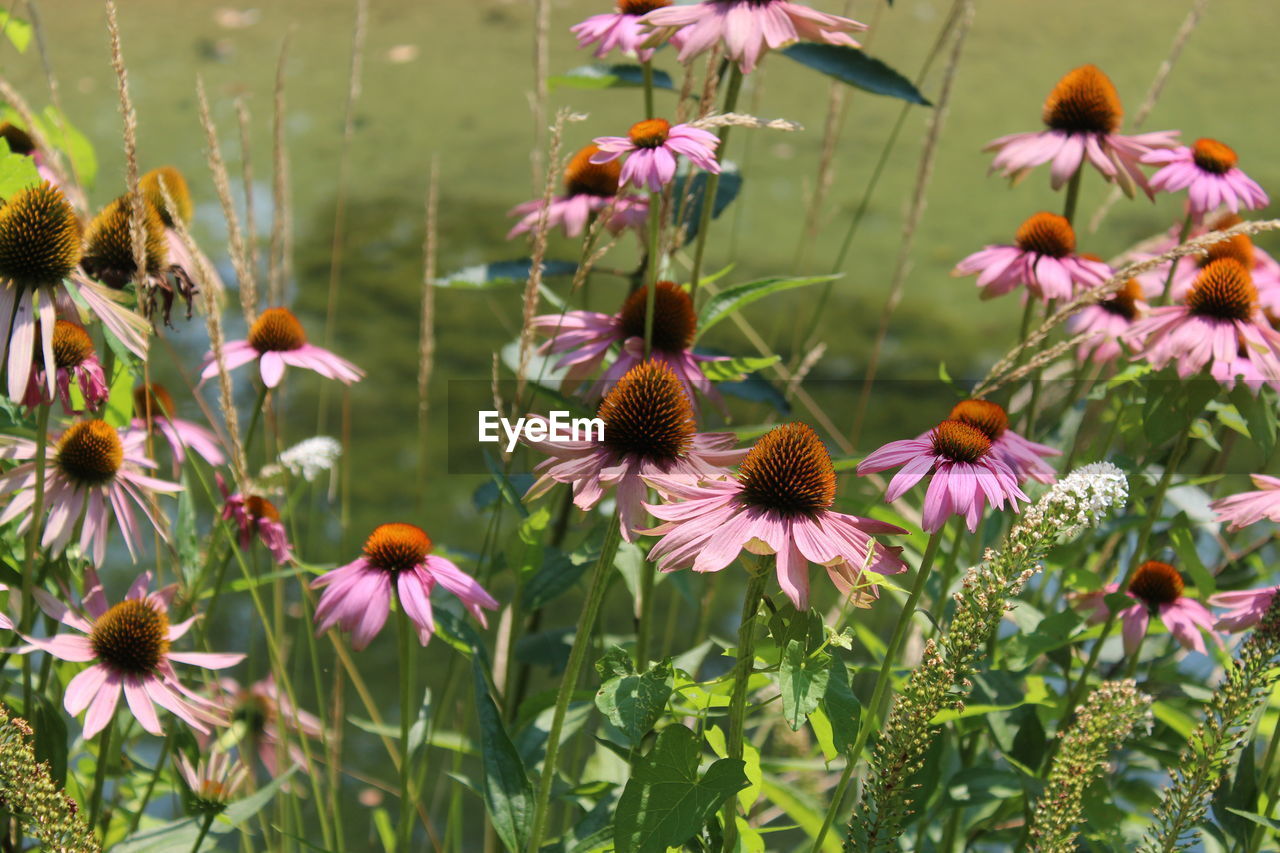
<box><xmin>2</xmin><ymin>5</ymin><xmax>1280</xmax><ymax>853</ymax></box>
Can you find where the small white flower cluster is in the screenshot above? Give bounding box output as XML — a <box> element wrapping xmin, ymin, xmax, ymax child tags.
<box><xmin>1019</xmin><ymin>462</ymin><xmax>1128</xmax><ymax>542</ymax></box>
<box><xmin>278</xmin><ymin>436</ymin><xmax>343</xmax><ymax>482</ymax></box>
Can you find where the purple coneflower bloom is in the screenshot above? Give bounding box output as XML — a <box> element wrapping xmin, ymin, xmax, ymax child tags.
<box><xmin>953</xmin><ymin>212</ymin><xmax>1111</xmax><ymax>302</ymax></box>
<box><xmin>312</xmin><ymin>523</ymin><xmax>499</xmax><ymax>650</ymax></box>
<box><xmin>523</xmin><ymin>360</ymin><xmax>743</xmax><ymax>541</ymax></box>
<box><xmin>643</xmin><ymin>422</ymin><xmax>907</xmax><ymax>610</ymax></box>
<box><xmin>125</xmin><ymin>383</ymin><xmax>226</xmax><ymax>468</ymax></box>
<box><xmin>199</xmin><ymin>307</ymin><xmax>364</xmax><ymax>389</ymax></box>
<box><xmin>592</xmin><ymin>118</ymin><xmax>720</xmax><ymax>192</ymax></box>
<box><xmin>1126</xmin><ymin>258</ymin><xmax>1280</xmax><ymax>383</ymax></box>
<box><xmin>572</xmin><ymin>0</ymin><xmax>684</xmax><ymax>63</ymax></box>
<box><xmin>1208</xmin><ymin>587</ymin><xmax>1278</xmax><ymax>633</ymax></box>
<box><xmin>858</xmin><ymin>419</ymin><xmax>1029</xmax><ymax>533</ymax></box>
<box><xmin>1066</xmin><ymin>278</ymin><xmax>1150</xmax><ymax>364</ymax></box>
<box><xmin>941</xmin><ymin>399</ymin><xmax>1059</xmax><ymax>485</ymax></box>
<box><xmin>1210</xmin><ymin>474</ymin><xmax>1280</xmax><ymax>531</ymax></box>
<box><xmin>1074</xmin><ymin>561</ymin><xmax>1217</xmax><ymax>654</ymax></box>
<box><xmin>0</xmin><ymin>182</ymin><xmax>150</xmax><ymax>401</ymax></box>
<box><xmin>207</xmin><ymin>675</ymin><xmax>324</xmax><ymax>777</ymax></box>
<box><xmin>1137</xmin><ymin>215</ymin><xmax>1280</xmax><ymax>305</ymax></box>
<box><xmin>0</xmin><ymin>420</ymin><xmax>181</xmax><ymax>565</ymax></box>
<box><xmin>21</xmin><ymin>569</ymin><xmax>243</xmax><ymax>738</ymax></box>
<box><xmin>141</xmin><ymin>166</ymin><xmax>228</xmax><ymax>308</ymax></box>
<box><xmin>507</xmin><ymin>144</ymin><xmax>648</xmax><ymax>240</ymax></box>
<box><xmin>218</xmin><ymin>475</ymin><xmax>294</xmax><ymax>565</ymax></box>
<box><xmin>20</xmin><ymin>320</ymin><xmax>109</xmax><ymax>414</ymax></box>
<box><xmin>1144</xmin><ymin>138</ymin><xmax>1269</xmax><ymax>220</ymax></box>
<box><xmin>984</xmin><ymin>65</ymin><xmax>1177</xmax><ymax>198</ymax></box>
<box><xmin>177</xmin><ymin>750</ymin><xmax>249</xmax><ymax>813</ymax></box>
<box><xmin>641</xmin><ymin>0</ymin><xmax>866</xmax><ymax>74</ymax></box>
<box><xmin>530</xmin><ymin>280</ymin><xmax>724</xmax><ymax>407</ymax></box>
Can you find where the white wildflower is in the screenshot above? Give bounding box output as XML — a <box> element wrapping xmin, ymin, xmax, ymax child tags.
<box><xmin>278</xmin><ymin>436</ymin><xmax>343</xmax><ymax>482</ymax></box>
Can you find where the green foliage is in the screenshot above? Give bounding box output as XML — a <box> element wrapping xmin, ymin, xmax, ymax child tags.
<box><xmin>697</xmin><ymin>274</ymin><xmax>840</xmax><ymax>337</ymax></box>
<box><xmin>779</xmin><ymin>44</ymin><xmax>931</xmax><ymax>104</ymax></box>
<box><xmin>593</xmin><ymin>648</ymin><xmax>674</xmax><ymax>748</ymax></box>
<box><xmin>549</xmin><ymin>64</ymin><xmax>675</xmax><ymax>92</ymax></box>
<box><xmin>472</xmin><ymin>662</ymin><xmax>534</xmax><ymax>853</ymax></box>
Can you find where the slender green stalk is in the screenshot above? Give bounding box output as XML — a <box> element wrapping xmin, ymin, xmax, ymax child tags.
<box><xmin>88</xmin><ymin>716</ymin><xmax>115</xmax><ymax>837</ymax></box>
<box><xmin>720</xmin><ymin>563</ymin><xmax>769</xmax><ymax>853</ymax></box>
<box><xmin>527</xmin><ymin>512</ymin><xmax>623</xmax><ymax>852</ymax></box>
<box><xmin>644</xmin><ymin>193</ymin><xmax>661</xmax><ymax>358</ymax></box>
<box><xmin>634</xmin><ymin>556</ymin><xmax>656</xmax><ymax>671</ymax></box>
<box><xmin>398</xmin><ymin>609</ymin><xmax>417</xmax><ymax>853</ymax></box>
<box><xmin>688</xmin><ymin>66</ymin><xmax>743</xmax><ymax>300</ymax></box>
<box><xmin>190</xmin><ymin>813</ymin><xmax>217</xmax><ymax>853</ymax></box>
<box><xmin>21</xmin><ymin>401</ymin><xmax>51</xmax><ymax>716</ymax></box>
<box><xmin>810</xmin><ymin>530</ymin><xmax>945</xmax><ymax>853</ymax></box>
<box><xmin>242</xmin><ymin>384</ymin><xmax>270</xmax><ymax>457</ymax></box>
<box><xmin>1155</xmin><ymin>211</ymin><xmax>1195</xmax><ymax>307</ymax></box>
<box><xmin>1061</xmin><ymin>167</ymin><xmax>1083</xmax><ymax>226</ymax></box>
<box><xmin>125</xmin><ymin>732</ymin><xmax>173</xmax><ymax>835</ymax></box>
<box><xmin>641</xmin><ymin>59</ymin><xmax>655</xmax><ymax>120</ymax></box>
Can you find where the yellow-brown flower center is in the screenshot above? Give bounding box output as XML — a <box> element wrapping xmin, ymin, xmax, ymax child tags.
<box><xmin>564</xmin><ymin>144</ymin><xmax>621</xmax><ymax>198</ymax></box>
<box><xmin>248</xmin><ymin>307</ymin><xmax>308</xmax><ymax>352</ymax></box>
<box><xmin>0</xmin><ymin>182</ymin><xmax>82</xmax><ymax>288</ymax></box>
<box><xmin>140</xmin><ymin>166</ymin><xmax>194</xmax><ymax>227</ymax></box>
<box><xmin>618</xmin><ymin>281</ymin><xmax>697</xmax><ymax>352</ymax></box>
<box><xmin>363</xmin><ymin>523</ymin><xmax>433</xmax><ymax>572</ymax></box>
<box><xmin>56</xmin><ymin>420</ymin><xmax>124</xmax><ymax>485</ymax></box>
<box><xmin>82</xmin><ymin>195</ymin><xmax>168</xmax><ymax>288</ymax></box>
<box><xmin>598</xmin><ymin>361</ymin><xmax>695</xmax><ymax>462</ymax></box>
<box><xmin>1015</xmin><ymin>212</ymin><xmax>1075</xmax><ymax>259</ymax></box>
<box><xmin>133</xmin><ymin>383</ymin><xmax>177</xmax><ymax>422</ymax></box>
<box><xmin>1041</xmin><ymin>64</ymin><xmax>1123</xmax><ymax>135</ymax></box>
<box><xmin>1191</xmin><ymin>138</ymin><xmax>1238</xmax><ymax>175</ymax></box>
<box><xmin>0</xmin><ymin>122</ymin><xmax>36</xmax><ymax>156</ymax></box>
<box><xmin>948</xmin><ymin>399</ymin><xmax>1009</xmax><ymax>441</ymax></box>
<box><xmin>628</xmin><ymin>118</ymin><xmax>671</xmax><ymax>149</ymax></box>
<box><xmin>618</xmin><ymin>0</ymin><xmax>670</xmax><ymax>13</ymax></box>
<box><xmin>233</xmin><ymin>693</ymin><xmax>274</xmax><ymax>734</ymax></box>
<box><xmin>736</xmin><ymin>422</ymin><xmax>836</xmax><ymax>518</ymax></box>
<box><xmin>245</xmin><ymin>495</ymin><xmax>281</xmax><ymax>523</ymax></box>
<box><xmin>90</xmin><ymin>599</ymin><xmax>171</xmax><ymax>675</ymax></box>
<box><xmin>1099</xmin><ymin>279</ymin><xmax>1143</xmax><ymax>321</ymax></box>
<box><xmin>1200</xmin><ymin>234</ymin><xmax>1254</xmax><ymax>273</ymax></box>
<box><xmin>1128</xmin><ymin>560</ymin><xmax>1184</xmax><ymax>607</ymax></box>
<box><xmin>931</xmin><ymin>420</ymin><xmax>992</xmax><ymax>464</ymax></box>
<box><xmin>1186</xmin><ymin>258</ymin><xmax>1256</xmax><ymax>322</ymax></box>
<box><xmin>51</xmin><ymin>320</ymin><xmax>96</xmax><ymax>370</ymax></box>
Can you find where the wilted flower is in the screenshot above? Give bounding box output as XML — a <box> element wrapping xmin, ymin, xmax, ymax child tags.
<box><xmin>19</xmin><ymin>319</ymin><xmax>109</xmax><ymax>413</ymax></box>
<box><xmin>219</xmin><ymin>474</ymin><xmax>294</xmax><ymax>565</ymax></box>
<box><xmin>592</xmin><ymin>118</ymin><xmax>720</xmax><ymax>192</ymax></box>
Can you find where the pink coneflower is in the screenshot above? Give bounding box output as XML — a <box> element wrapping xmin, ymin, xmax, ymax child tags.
<box><xmin>1126</xmin><ymin>258</ymin><xmax>1280</xmax><ymax>382</ymax></box>
<box><xmin>20</xmin><ymin>320</ymin><xmax>109</xmax><ymax>414</ymax></box>
<box><xmin>592</xmin><ymin>118</ymin><xmax>720</xmax><ymax>192</ymax></box>
<box><xmin>507</xmin><ymin>144</ymin><xmax>649</xmax><ymax>240</ymax></box>
<box><xmin>1144</xmin><ymin>138</ymin><xmax>1269</xmax><ymax>220</ymax></box>
<box><xmin>984</xmin><ymin>65</ymin><xmax>1178</xmax><ymax>197</ymax></box>
<box><xmin>1208</xmin><ymin>587</ymin><xmax>1278</xmax><ymax>632</ymax></box>
<box><xmin>208</xmin><ymin>675</ymin><xmax>323</xmax><ymax>777</ymax></box>
<box><xmin>141</xmin><ymin>166</ymin><xmax>227</xmax><ymax>309</ymax></box>
<box><xmin>0</xmin><ymin>420</ymin><xmax>181</xmax><ymax>565</ymax></box>
<box><xmin>858</xmin><ymin>419</ymin><xmax>1029</xmax><ymax>533</ymax></box>
<box><xmin>524</xmin><ymin>361</ymin><xmax>744</xmax><ymax>540</ymax></box>
<box><xmin>1143</xmin><ymin>216</ymin><xmax>1280</xmax><ymax>305</ymax></box>
<box><xmin>641</xmin><ymin>0</ymin><xmax>866</xmax><ymax>74</ymax></box>
<box><xmin>643</xmin><ymin>423</ymin><xmax>907</xmax><ymax>610</ymax></box>
<box><xmin>953</xmin><ymin>212</ymin><xmax>1112</xmax><ymax>302</ymax></box>
<box><xmin>530</xmin><ymin>280</ymin><xmax>724</xmax><ymax>407</ymax></box>
<box><xmin>0</xmin><ymin>182</ymin><xmax>150</xmax><ymax>401</ymax></box>
<box><xmin>177</xmin><ymin>750</ymin><xmax>249</xmax><ymax>814</ymax></box>
<box><xmin>21</xmin><ymin>569</ymin><xmax>243</xmax><ymax>739</ymax></box>
<box><xmin>943</xmin><ymin>399</ymin><xmax>1059</xmax><ymax>485</ymax></box>
<box><xmin>1074</xmin><ymin>561</ymin><xmax>1216</xmax><ymax>654</ymax></box>
<box><xmin>1210</xmin><ymin>474</ymin><xmax>1280</xmax><ymax>531</ymax></box>
<box><xmin>1066</xmin><ymin>278</ymin><xmax>1149</xmax><ymax>364</ymax></box>
<box><xmin>125</xmin><ymin>383</ymin><xmax>226</xmax><ymax>467</ymax></box>
<box><xmin>198</xmin><ymin>307</ymin><xmax>364</xmax><ymax>389</ymax></box>
<box><xmin>218</xmin><ymin>475</ymin><xmax>294</xmax><ymax>565</ymax></box>
<box><xmin>312</xmin><ymin>523</ymin><xmax>499</xmax><ymax>651</ymax></box>
<box><xmin>571</xmin><ymin>0</ymin><xmax>684</xmax><ymax>63</ymax></box>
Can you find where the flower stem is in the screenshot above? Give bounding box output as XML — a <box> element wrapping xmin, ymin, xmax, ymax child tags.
<box><xmin>634</xmin><ymin>555</ymin><xmax>655</xmax><ymax>672</ymax></box>
<box><xmin>527</xmin><ymin>511</ymin><xmax>623</xmax><ymax>852</ymax></box>
<box><xmin>689</xmin><ymin>65</ymin><xmax>743</xmax><ymax>301</ymax></box>
<box><xmin>644</xmin><ymin>192</ymin><xmax>662</xmax><ymax>358</ymax></box>
<box><xmin>1155</xmin><ymin>211</ymin><xmax>1195</xmax><ymax>307</ymax></box>
<box><xmin>810</xmin><ymin>530</ymin><xmax>946</xmax><ymax>853</ymax></box>
<box><xmin>20</xmin><ymin>401</ymin><xmax>50</xmax><ymax>716</ymax></box>
<box><xmin>720</xmin><ymin>561</ymin><xmax>769</xmax><ymax>853</ymax></box>
<box><xmin>88</xmin><ymin>715</ymin><xmax>115</xmax><ymax>837</ymax></box>
<box><xmin>641</xmin><ymin>59</ymin><xmax>655</xmax><ymax>120</ymax></box>
<box><xmin>242</xmin><ymin>383</ymin><xmax>270</xmax><ymax>458</ymax></box>
<box><xmin>1062</xmin><ymin>167</ymin><xmax>1084</xmax><ymax>226</ymax></box>
<box><xmin>190</xmin><ymin>812</ymin><xmax>216</xmax><ymax>853</ymax></box>
<box><xmin>397</xmin><ymin>608</ymin><xmax>417</xmax><ymax>853</ymax></box>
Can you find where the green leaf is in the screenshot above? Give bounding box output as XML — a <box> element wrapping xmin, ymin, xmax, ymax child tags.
<box><xmin>820</xmin><ymin>657</ymin><xmax>860</xmax><ymax>751</ymax></box>
<box><xmin>595</xmin><ymin>656</ymin><xmax>674</xmax><ymax>747</ymax></box>
<box><xmin>1169</xmin><ymin>522</ymin><xmax>1214</xmax><ymax>595</ymax></box>
<box><xmin>1001</xmin><ymin>608</ymin><xmax>1084</xmax><ymax>670</ymax></box>
<box><xmin>102</xmin><ymin>355</ymin><xmax>136</xmax><ymax>428</ymax></box>
<box><xmin>700</xmin><ymin>354</ymin><xmax>779</xmax><ymax>382</ymax></box>
<box><xmin>698</xmin><ymin>275</ymin><xmax>841</xmax><ymax>338</ymax></box>
<box><xmin>549</xmin><ymin>63</ymin><xmax>675</xmax><ymax>91</ymax></box>
<box><xmin>614</xmin><ymin>724</ymin><xmax>748</xmax><ymax>853</ymax></box>
<box><xmin>780</xmin><ymin>44</ymin><xmax>931</xmax><ymax>105</ymax></box>
<box><xmin>524</xmin><ymin>538</ymin><xmax>599</xmax><ymax>610</ymax></box>
<box><xmin>1229</xmin><ymin>384</ymin><xmax>1276</xmax><ymax>455</ymax></box>
<box><xmin>0</xmin><ymin>142</ymin><xmax>41</xmax><ymax>198</ymax></box>
<box><xmin>0</xmin><ymin>12</ymin><xmax>32</xmax><ymax>52</ymax></box>
<box><xmin>435</xmin><ymin>259</ymin><xmax>578</xmax><ymax>289</ymax></box>
<box><xmin>672</xmin><ymin>167</ymin><xmax>742</xmax><ymax>243</ymax></box>
<box><xmin>1224</xmin><ymin>808</ymin><xmax>1280</xmax><ymax>831</ymax></box>
<box><xmin>758</xmin><ymin>777</ymin><xmax>841</xmax><ymax>853</ymax></box>
<box><xmin>944</xmin><ymin>767</ymin><xmax>1023</xmax><ymax>805</ymax></box>
<box><xmin>778</xmin><ymin>641</ymin><xmax>830</xmax><ymax>731</ymax></box>
<box><xmin>472</xmin><ymin>661</ymin><xmax>534</xmax><ymax>853</ymax></box>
